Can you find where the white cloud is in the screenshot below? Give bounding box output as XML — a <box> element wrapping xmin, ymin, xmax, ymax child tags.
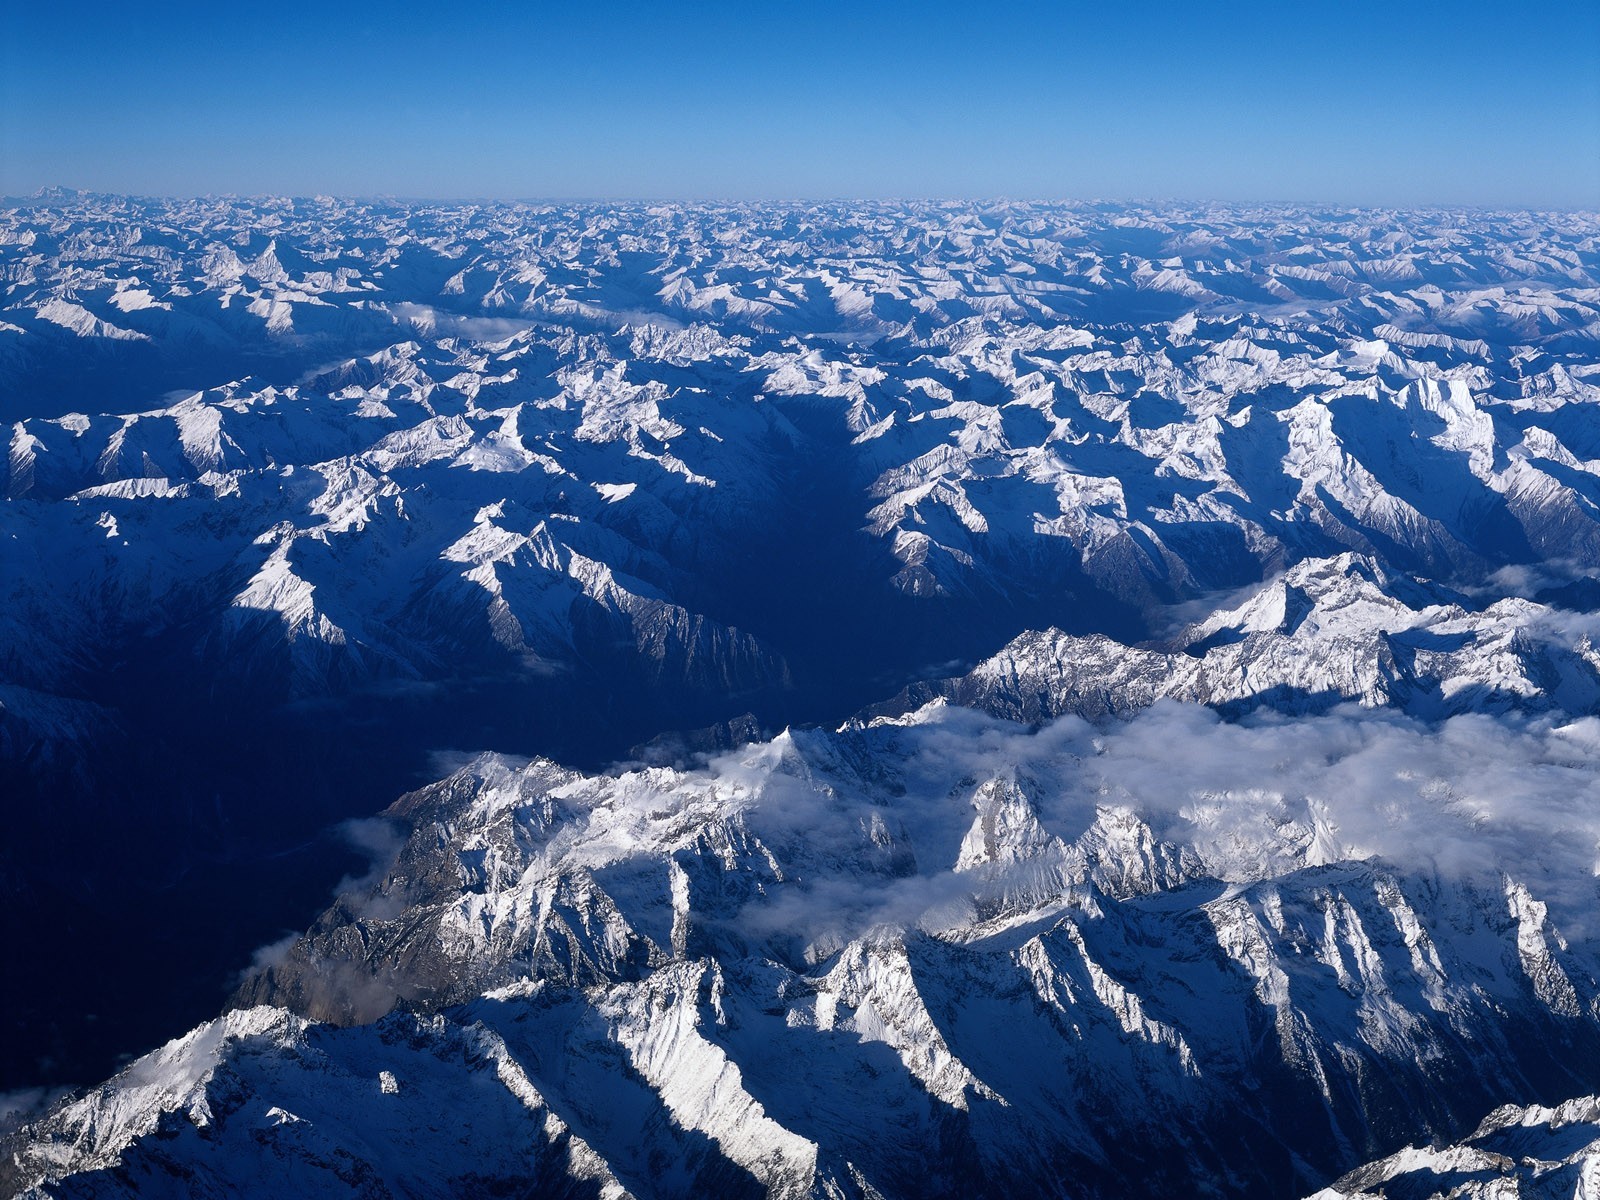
<box><xmin>700</xmin><ymin>701</ymin><xmax>1600</xmax><ymax>946</ymax></box>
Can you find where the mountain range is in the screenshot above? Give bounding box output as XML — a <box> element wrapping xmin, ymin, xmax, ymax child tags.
<box><xmin>3</xmin><ymin>195</ymin><xmax>1599</xmax><ymax>1197</ymax></box>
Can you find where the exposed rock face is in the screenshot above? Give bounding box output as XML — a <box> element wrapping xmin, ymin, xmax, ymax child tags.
<box><xmin>17</xmin><ymin>702</ymin><xmax>1600</xmax><ymax>1199</ymax></box>
<box><xmin>877</xmin><ymin>552</ymin><xmax>1600</xmax><ymax>723</ymax></box>
<box><xmin>1308</xmin><ymin>1095</ymin><xmax>1600</xmax><ymax>1199</ymax></box>
<box><xmin>6</xmin><ymin>200</ymin><xmax>1600</xmax><ymax>757</ymax></box>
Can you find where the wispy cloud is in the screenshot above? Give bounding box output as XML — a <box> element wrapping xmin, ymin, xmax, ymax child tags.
<box><xmin>705</xmin><ymin>702</ymin><xmax>1600</xmax><ymax>945</ymax></box>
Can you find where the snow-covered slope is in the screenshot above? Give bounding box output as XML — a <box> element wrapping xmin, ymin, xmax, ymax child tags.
<box><xmin>2</xmin><ymin>1006</ymin><xmax>631</xmax><ymax>1200</ymax></box>
<box><xmin>880</xmin><ymin>552</ymin><xmax>1600</xmax><ymax>722</ymax></box>
<box><xmin>5</xmin><ymin>200</ymin><xmax>1599</xmax><ymax>777</ymax></box>
<box><xmin>15</xmin><ymin>702</ymin><xmax>1600</xmax><ymax>1198</ymax></box>
<box><xmin>1308</xmin><ymin>1095</ymin><xmax>1600</xmax><ymax>1199</ymax></box>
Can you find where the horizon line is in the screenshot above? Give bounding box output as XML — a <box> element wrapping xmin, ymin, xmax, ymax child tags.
<box><xmin>5</xmin><ymin>186</ymin><xmax>1598</xmax><ymax>216</ymax></box>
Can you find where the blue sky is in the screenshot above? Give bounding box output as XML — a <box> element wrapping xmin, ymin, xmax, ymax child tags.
<box><xmin>4</xmin><ymin>0</ymin><xmax>1597</xmax><ymax>205</ymax></box>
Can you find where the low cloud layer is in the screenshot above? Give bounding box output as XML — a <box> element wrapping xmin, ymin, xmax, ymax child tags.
<box><xmin>331</xmin><ymin>817</ymin><xmax>408</xmax><ymax>917</ymax></box>
<box><xmin>705</xmin><ymin>701</ymin><xmax>1600</xmax><ymax>946</ymax></box>
<box><xmin>253</xmin><ymin>700</ymin><xmax>1600</xmax><ymax>1018</ymax></box>
<box><xmin>0</xmin><ymin>1087</ymin><xmax>70</xmax><ymax>1136</ymax></box>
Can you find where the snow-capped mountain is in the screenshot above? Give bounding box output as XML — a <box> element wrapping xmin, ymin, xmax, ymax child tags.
<box><xmin>6</xmin><ymin>200</ymin><xmax>1599</xmax><ymax>804</ymax></box>
<box><xmin>1308</xmin><ymin>1094</ymin><xmax>1600</xmax><ymax>1199</ymax></box>
<box><xmin>13</xmin><ymin>702</ymin><xmax>1600</xmax><ymax>1197</ymax></box>
<box><xmin>878</xmin><ymin>551</ymin><xmax>1600</xmax><ymax>722</ymax></box>
<box><xmin>7</xmin><ymin>199</ymin><xmax>1599</xmax><ymax>764</ymax></box>
<box><xmin>4</xmin><ymin>196</ymin><xmax>1600</xmax><ymax>1197</ymax></box>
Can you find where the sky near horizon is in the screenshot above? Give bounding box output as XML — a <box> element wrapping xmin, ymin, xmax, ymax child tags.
<box><xmin>3</xmin><ymin>0</ymin><xmax>1598</xmax><ymax>207</ymax></box>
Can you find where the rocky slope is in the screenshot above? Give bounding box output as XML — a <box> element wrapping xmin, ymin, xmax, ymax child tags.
<box><xmin>1308</xmin><ymin>1094</ymin><xmax>1600</xmax><ymax>1199</ymax></box>
<box><xmin>14</xmin><ymin>700</ymin><xmax>1600</xmax><ymax>1198</ymax></box>
<box><xmin>6</xmin><ymin>199</ymin><xmax>1600</xmax><ymax>742</ymax></box>
<box><xmin>878</xmin><ymin>551</ymin><xmax>1600</xmax><ymax>722</ymax></box>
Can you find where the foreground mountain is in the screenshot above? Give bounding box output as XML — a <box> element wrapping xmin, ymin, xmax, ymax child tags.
<box><xmin>1309</xmin><ymin>1094</ymin><xmax>1600</xmax><ymax>1199</ymax></box>
<box><xmin>12</xmin><ymin>700</ymin><xmax>1600</xmax><ymax>1198</ymax></box>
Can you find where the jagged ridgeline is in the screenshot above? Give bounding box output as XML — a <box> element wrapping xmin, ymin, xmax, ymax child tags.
<box><xmin>13</xmin><ymin>710</ymin><xmax>1600</xmax><ymax>1198</ymax></box>
<box><xmin>3</xmin><ymin>197</ymin><xmax>1600</xmax><ymax>1198</ymax></box>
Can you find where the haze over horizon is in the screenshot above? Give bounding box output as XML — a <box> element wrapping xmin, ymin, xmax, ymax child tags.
<box><xmin>4</xmin><ymin>0</ymin><xmax>1597</xmax><ymax>208</ymax></box>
